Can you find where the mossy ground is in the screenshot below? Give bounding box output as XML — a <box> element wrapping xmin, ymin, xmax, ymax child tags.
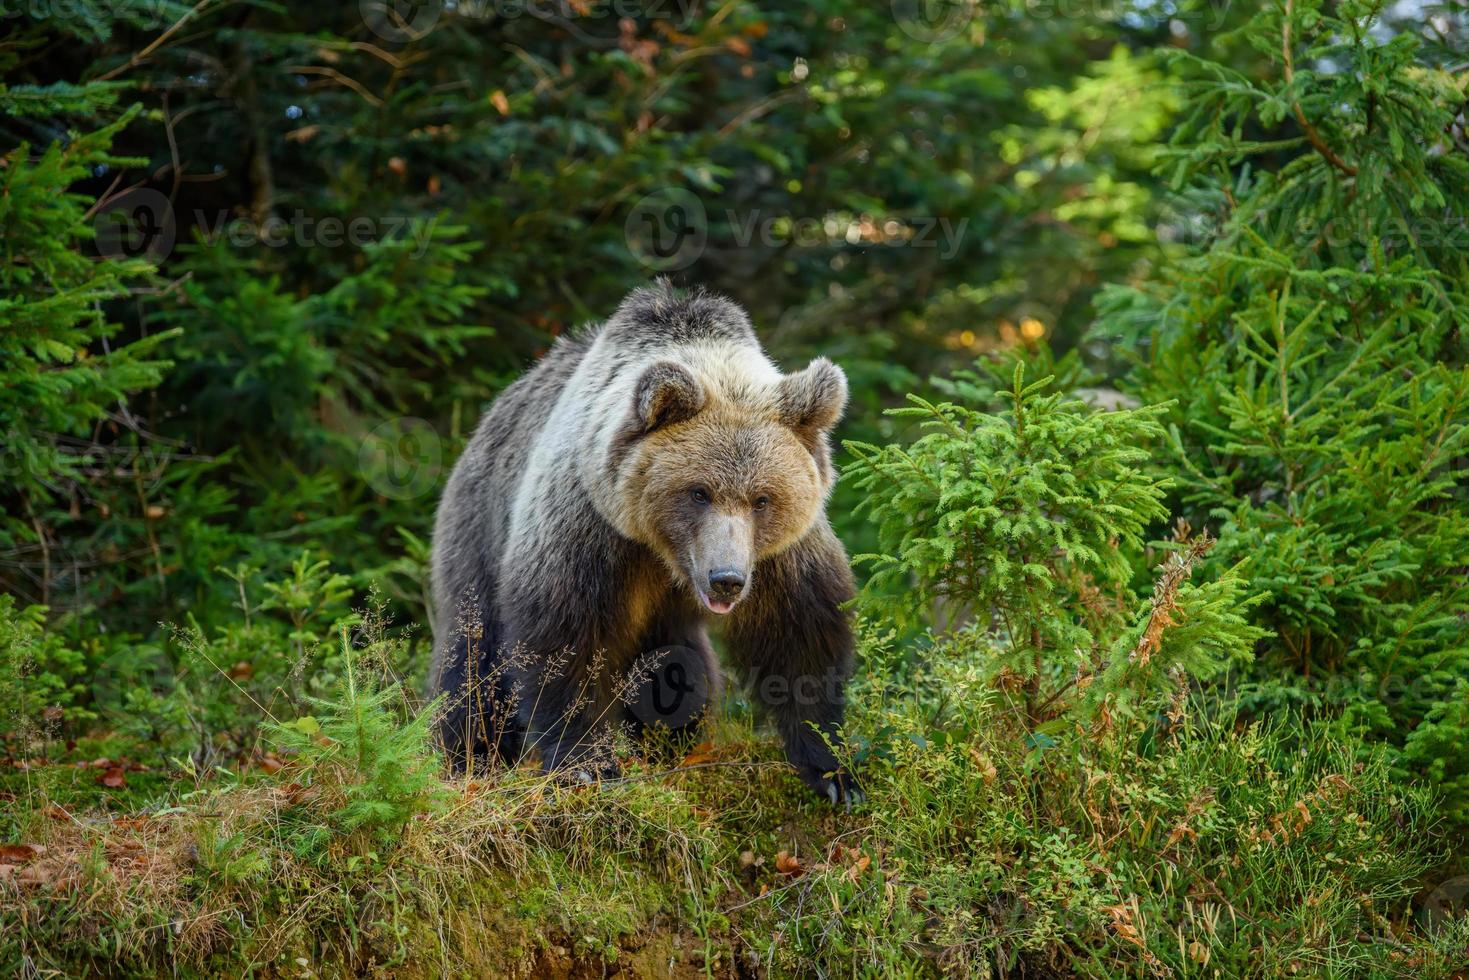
<box><xmin>5</xmin><ymin>675</ymin><xmax>1468</xmax><ymax>979</ymax></box>
<box><xmin>1</xmin><ymin>714</ymin><xmax>869</xmax><ymax>978</ymax></box>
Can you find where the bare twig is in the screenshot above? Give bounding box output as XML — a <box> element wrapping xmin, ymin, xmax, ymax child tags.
<box><xmin>1282</xmin><ymin>0</ymin><xmax>1358</xmax><ymax>177</ymax></box>
<box><xmin>97</xmin><ymin>0</ymin><xmax>216</xmax><ymax>82</ymax></box>
<box><xmin>283</xmin><ymin>65</ymin><xmax>385</xmax><ymax>108</ymax></box>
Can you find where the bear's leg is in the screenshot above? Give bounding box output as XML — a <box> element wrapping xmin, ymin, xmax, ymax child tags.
<box><xmin>496</xmin><ymin>610</ymin><xmax>629</xmax><ymax>782</ymax></box>
<box><xmin>433</xmin><ymin>618</ymin><xmax>524</xmax><ymax>774</ymax></box>
<box><xmin>496</xmin><ymin>517</ymin><xmax>665</xmax><ymax>782</ymax></box>
<box><xmin>725</xmin><ymin>523</ymin><xmax>861</xmax><ymax>806</ymax></box>
<box><xmin>623</xmin><ymin>604</ymin><xmax>721</xmax><ymax>759</ymax></box>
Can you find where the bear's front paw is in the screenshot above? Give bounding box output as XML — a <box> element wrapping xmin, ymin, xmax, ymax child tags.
<box><xmin>547</xmin><ymin>754</ymin><xmax>621</xmax><ymax>786</ymax></box>
<box><xmin>799</xmin><ymin>766</ymin><xmax>863</xmax><ymax>810</ymax></box>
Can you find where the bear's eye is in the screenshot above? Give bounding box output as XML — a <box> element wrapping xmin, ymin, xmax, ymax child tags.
<box><xmin>690</xmin><ymin>487</ymin><xmax>711</xmax><ymax>506</ymax></box>
<box><xmin>753</xmin><ymin>495</ymin><xmax>771</xmax><ymax>512</ymax></box>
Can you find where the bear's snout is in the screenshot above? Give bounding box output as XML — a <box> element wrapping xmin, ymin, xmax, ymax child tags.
<box><xmin>707</xmin><ymin>568</ymin><xmax>745</xmax><ymax>602</ymax></box>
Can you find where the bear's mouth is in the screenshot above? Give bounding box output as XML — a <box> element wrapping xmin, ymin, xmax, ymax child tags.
<box><xmin>695</xmin><ymin>588</ymin><xmax>738</xmax><ymax>616</ymax></box>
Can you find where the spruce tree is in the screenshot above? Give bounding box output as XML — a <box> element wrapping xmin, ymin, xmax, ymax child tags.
<box><xmin>1094</xmin><ymin>0</ymin><xmax>1469</xmax><ymax>821</ymax></box>
<box><xmin>0</xmin><ymin>56</ymin><xmax>174</xmax><ymax>613</ymax></box>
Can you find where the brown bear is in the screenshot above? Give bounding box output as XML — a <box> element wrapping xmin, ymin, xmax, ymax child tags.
<box><xmin>428</xmin><ymin>281</ymin><xmax>859</xmax><ymax>805</ymax></box>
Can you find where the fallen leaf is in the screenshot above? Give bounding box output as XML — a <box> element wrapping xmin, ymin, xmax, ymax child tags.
<box><xmin>681</xmin><ymin>741</ymin><xmax>715</xmax><ymax>767</ymax></box>
<box><xmin>1165</xmin><ymin>822</ymin><xmax>1198</xmax><ymax>849</ymax></box>
<box><xmin>18</xmin><ymin>863</ymin><xmax>55</xmax><ymax>887</ymax></box>
<box><xmin>969</xmin><ymin>747</ymin><xmax>998</xmax><ymax>784</ymax></box>
<box><xmin>0</xmin><ymin>844</ymin><xmax>45</xmax><ymax>863</ymax></box>
<box><xmin>1293</xmin><ymin>799</ymin><xmax>1313</xmax><ymax>828</ymax></box>
<box><xmin>775</xmin><ymin>850</ymin><xmax>803</xmax><ymax>876</ymax></box>
<box><xmin>276</xmin><ymin>782</ymin><xmax>319</xmax><ymax>806</ymax></box>
<box><xmin>1104</xmin><ymin>902</ymin><xmax>1146</xmax><ymax>948</ymax></box>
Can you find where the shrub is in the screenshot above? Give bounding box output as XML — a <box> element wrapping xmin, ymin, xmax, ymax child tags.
<box><xmin>1093</xmin><ymin>0</ymin><xmax>1469</xmax><ymax>821</ymax></box>
<box><xmin>268</xmin><ymin>625</ymin><xmax>445</xmax><ymax>858</ymax></box>
<box><xmin>0</xmin><ymin>92</ymin><xmax>177</xmax><ymax>619</ymax></box>
<box><xmin>0</xmin><ymin>596</ymin><xmax>93</xmax><ymax>744</ymax></box>
<box><xmin>845</xmin><ymin>365</ymin><xmax>1264</xmax><ymax>736</ymax></box>
<box><xmin>752</xmin><ymin>365</ymin><xmax>1466</xmax><ymax>976</ymax></box>
<box><xmin>773</xmin><ymin>637</ymin><xmax>1466</xmax><ymax>976</ymax></box>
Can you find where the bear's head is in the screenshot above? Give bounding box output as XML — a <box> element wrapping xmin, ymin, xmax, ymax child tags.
<box><xmin>616</xmin><ymin>356</ymin><xmax>847</xmax><ymax>615</ymax></box>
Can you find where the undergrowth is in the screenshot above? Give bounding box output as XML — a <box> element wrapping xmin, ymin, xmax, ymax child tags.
<box><xmin>4</xmin><ymin>371</ymin><xmax>1466</xmax><ymax>978</ymax></box>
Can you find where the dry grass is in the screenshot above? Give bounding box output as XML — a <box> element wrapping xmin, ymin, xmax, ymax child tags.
<box><xmin>1</xmin><ymin>756</ymin><xmax>749</xmax><ymax>976</ymax></box>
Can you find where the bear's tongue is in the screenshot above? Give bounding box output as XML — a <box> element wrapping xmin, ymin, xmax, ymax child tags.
<box><xmin>700</xmin><ymin>592</ymin><xmax>736</xmax><ymax>615</ymax></box>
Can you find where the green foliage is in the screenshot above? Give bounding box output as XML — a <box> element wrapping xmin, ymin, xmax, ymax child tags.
<box><xmin>777</xmin><ymin>632</ymin><xmax>1465</xmax><ymax>976</ymax></box>
<box><xmin>1094</xmin><ymin>0</ymin><xmax>1469</xmax><ymax>821</ymax></box>
<box><xmin>0</xmin><ymin>596</ymin><xmax>92</xmax><ymax>733</ymax></box>
<box><xmin>150</xmin><ymin>553</ymin><xmax>360</xmax><ymax>764</ymax></box>
<box><xmin>269</xmin><ymin>629</ymin><xmax>443</xmax><ymax>854</ymax></box>
<box><xmin>847</xmin><ymin>365</ymin><xmax>1170</xmax><ymax>629</ymax></box>
<box><xmin>0</xmin><ymin>103</ymin><xmax>174</xmax><ymax>606</ymax></box>
<box><xmin>3</xmin><ymin>1</ymin><xmax>1468</xmax><ymax>974</ymax></box>
<box><xmin>2</xmin><ymin>554</ymin><xmax>1464</xmax><ymax>978</ymax></box>
<box><xmin>846</xmin><ymin>366</ymin><xmax>1260</xmax><ymax>733</ymax></box>
<box><xmin>0</xmin><ymin>0</ymin><xmax>1206</xmax><ymax>640</ymax></box>
<box><xmin>1082</xmin><ymin>537</ymin><xmax>1267</xmax><ymax>733</ymax></box>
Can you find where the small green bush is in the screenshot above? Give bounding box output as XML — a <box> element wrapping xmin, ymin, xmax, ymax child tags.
<box><xmin>775</xmin><ymin>635</ymin><xmax>1465</xmax><ymax>977</ymax></box>
<box><xmin>268</xmin><ymin>626</ymin><xmax>445</xmax><ymax>858</ymax></box>
<box><xmin>845</xmin><ymin>365</ymin><xmax>1264</xmax><ymax>736</ymax></box>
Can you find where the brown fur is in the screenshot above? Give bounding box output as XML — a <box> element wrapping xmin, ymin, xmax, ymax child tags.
<box><xmin>625</xmin><ymin>395</ymin><xmax>824</xmax><ymax>574</ymax></box>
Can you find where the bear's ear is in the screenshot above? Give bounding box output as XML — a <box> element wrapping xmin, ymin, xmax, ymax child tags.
<box><xmin>634</xmin><ymin>361</ymin><xmax>706</xmax><ymax>433</ymax></box>
<box><xmin>776</xmin><ymin>358</ymin><xmax>848</xmax><ymax>438</ymax></box>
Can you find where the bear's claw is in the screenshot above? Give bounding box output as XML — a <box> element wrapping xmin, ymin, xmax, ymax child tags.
<box><xmin>804</xmin><ymin>768</ymin><xmax>863</xmax><ymax>810</ymax></box>
<box><xmin>549</xmin><ymin>756</ymin><xmax>622</xmax><ymax>786</ymax></box>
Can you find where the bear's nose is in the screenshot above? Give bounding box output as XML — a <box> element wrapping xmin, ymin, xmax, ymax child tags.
<box><xmin>707</xmin><ymin>569</ymin><xmax>745</xmax><ymax>600</ymax></box>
